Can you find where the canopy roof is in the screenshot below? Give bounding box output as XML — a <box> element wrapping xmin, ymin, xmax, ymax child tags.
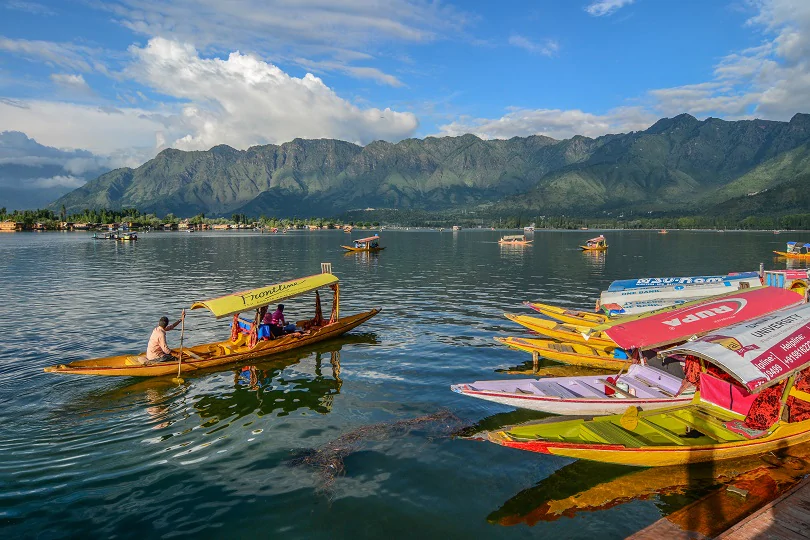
<box><xmin>586</xmin><ymin>235</ymin><xmax>605</xmax><ymax>243</ymax></box>
<box><xmin>666</xmin><ymin>303</ymin><xmax>810</xmax><ymax>393</ymax></box>
<box><xmin>353</xmin><ymin>234</ymin><xmax>380</xmax><ymax>243</ymax></box>
<box><xmin>786</xmin><ymin>242</ymin><xmax>810</xmax><ymax>247</ymax></box>
<box><xmin>501</xmin><ymin>235</ymin><xmax>525</xmax><ymax>241</ymax></box>
<box><xmin>602</xmin><ymin>286</ymin><xmax>803</xmax><ymax>350</ymax></box>
<box><xmin>606</xmin><ymin>271</ymin><xmax>759</xmax><ymax>292</ymax></box>
<box><xmin>191</xmin><ymin>273</ymin><xmax>339</xmax><ymax>319</ymax></box>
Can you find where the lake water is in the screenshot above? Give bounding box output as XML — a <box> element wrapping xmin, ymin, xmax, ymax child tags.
<box><xmin>0</xmin><ymin>229</ymin><xmax>805</xmax><ymax>538</ymax></box>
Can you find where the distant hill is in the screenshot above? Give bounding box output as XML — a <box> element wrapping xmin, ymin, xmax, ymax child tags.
<box><xmin>51</xmin><ymin>113</ymin><xmax>810</xmax><ymax>218</ymax></box>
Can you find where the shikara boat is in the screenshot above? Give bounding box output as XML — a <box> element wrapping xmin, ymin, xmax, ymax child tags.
<box><xmin>599</xmin><ymin>271</ymin><xmax>762</xmax><ymax>316</ymax></box>
<box><xmin>774</xmin><ymin>241</ymin><xmax>810</xmax><ymax>258</ymax></box>
<box><xmin>341</xmin><ymin>234</ymin><xmax>385</xmax><ymax>252</ymax></box>
<box><xmin>580</xmin><ymin>235</ymin><xmax>607</xmax><ymax>251</ymax></box>
<box><xmin>763</xmin><ymin>269</ymin><xmax>809</xmax><ymax>297</ymax></box>
<box><xmin>495</xmin><ymin>337</ymin><xmax>630</xmax><ymax>370</ymax></box>
<box><xmin>451</xmin><ymin>364</ymin><xmax>692</xmax><ymax>415</ymax></box>
<box><xmin>504</xmin><ymin>313</ymin><xmax>614</xmax><ymax>347</ymax></box>
<box><xmin>524</xmin><ymin>301</ymin><xmax>608</xmax><ymax>328</ymax></box>
<box><xmin>117</xmin><ymin>232</ymin><xmax>138</xmax><ymax>241</ymax></box>
<box><xmin>44</xmin><ymin>265</ymin><xmax>380</xmax><ymax>377</ymax></box>
<box><xmin>483</xmin><ymin>303</ymin><xmax>810</xmax><ymax>467</ymax></box>
<box><xmin>499</xmin><ymin>235</ymin><xmax>532</xmax><ymax>245</ymax></box>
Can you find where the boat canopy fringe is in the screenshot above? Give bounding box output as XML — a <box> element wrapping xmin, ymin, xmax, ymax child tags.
<box><xmin>352</xmin><ymin>235</ymin><xmax>380</xmax><ymax>243</ymax></box>
<box><xmin>191</xmin><ymin>273</ymin><xmax>339</xmax><ymax>319</ymax></box>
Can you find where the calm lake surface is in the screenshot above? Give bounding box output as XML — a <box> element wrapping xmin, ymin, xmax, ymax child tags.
<box><xmin>0</xmin><ymin>229</ymin><xmax>805</xmax><ymax>538</ymax></box>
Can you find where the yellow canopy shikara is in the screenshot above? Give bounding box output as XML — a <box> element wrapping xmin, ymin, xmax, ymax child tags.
<box><xmin>191</xmin><ymin>273</ymin><xmax>339</xmax><ymax>319</ymax></box>
<box><xmin>44</xmin><ymin>266</ymin><xmax>380</xmax><ymax>377</ymax></box>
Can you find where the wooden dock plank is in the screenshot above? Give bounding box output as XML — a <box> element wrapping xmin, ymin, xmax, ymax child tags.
<box><xmin>715</xmin><ymin>475</ymin><xmax>810</xmax><ymax>539</ymax></box>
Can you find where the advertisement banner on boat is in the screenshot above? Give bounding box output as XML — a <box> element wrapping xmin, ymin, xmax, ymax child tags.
<box><xmin>606</xmin><ymin>271</ymin><xmax>759</xmax><ymax>292</ymax></box>
<box><xmin>191</xmin><ymin>273</ymin><xmax>339</xmax><ymax>318</ymax></box>
<box><xmin>666</xmin><ymin>304</ymin><xmax>810</xmax><ymax>392</ymax></box>
<box><xmin>604</xmin><ymin>287</ymin><xmax>804</xmax><ymax>350</ymax></box>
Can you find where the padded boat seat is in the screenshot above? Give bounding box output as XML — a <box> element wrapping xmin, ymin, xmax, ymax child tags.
<box><xmin>582</xmin><ymin>421</ymin><xmax>644</xmax><ymax>447</ymax></box>
<box><xmin>531</xmin><ymin>380</ymin><xmax>581</xmax><ymax>399</ymax></box>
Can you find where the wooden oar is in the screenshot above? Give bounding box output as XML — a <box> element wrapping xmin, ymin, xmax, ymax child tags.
<box><xmin>172</xmin><ymin>310</ymin><xmax>185</xmax><ymax>384</ymax></box>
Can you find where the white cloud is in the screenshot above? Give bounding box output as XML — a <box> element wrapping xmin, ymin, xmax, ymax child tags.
<box><xmin>508</xmin><ymin>35</ymin><xmax>559</xmax><ymax>57</ymax></box>
<box><xmin>4</xmin><ymin>1</ymin><xmax>55</xmax><ymax>16</ymax></box>
<box><xmin>125</xmin><ymin>37</ymin><xmax>418</xmax><ymax>150</ymax></box>
<box><xmin>26</xmin><ymin>175</ymin><xmax>86</xmax><ymax>189</ymax></box>
<box><xmin>438</xmin><ymin>106</ymin><xmax>656</xmax><ymax>140</ymax></box>
<box><xmin>0</xmin><ymin>37</ymin><xmax>95</xmax><ymax>72</ymax></box>
<box><xmin>585</xmin><ymin>0</ymin><xmax>635</xmax><ymax>17</ymax></box>
<box><xmin>295</xmin><ymin>58</ymin><xmax>405</xmax><ymax>87</ymax></box>
<box><xmin>50</xmin><ymin>73</ymin><xmax>93</xmax><ymax>95</ymax></box>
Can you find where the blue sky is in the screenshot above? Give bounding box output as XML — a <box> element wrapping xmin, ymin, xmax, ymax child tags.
<box><xmin>1</xmin><ymin>0</ymin><xmax>809</xmax><ymax>193</ymax></box>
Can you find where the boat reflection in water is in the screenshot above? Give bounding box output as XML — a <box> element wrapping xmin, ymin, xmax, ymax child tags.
<box><xmin>581</xmin><ymin>249</ymin><xmax>606</xmax><ymax>273</ymax></box>
<box><xmin>487</xmin><ymin>439</ymin><xmax>810</xmax><ymax>537</ymax></box>
<box><xmin>194</xmin><ymin>333</ymin><xmax>378</xmax><ymax>421</ymax></box>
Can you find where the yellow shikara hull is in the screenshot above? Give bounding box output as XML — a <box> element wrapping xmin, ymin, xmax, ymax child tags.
<box><xmin>525</xmin><ymin>301</ymin><xmax>607</xmax><ymax>328</ymax></box>
<box><xmin>504</xmin><ymin>313</ymin><xmax>615</xmax><ymax>347</ymax></box>
<box><xmin>44</xmin><ymin>309</ymin><xmax>380</xmax><ymax>377</ymax></box>
<box><xmin>495</xmin><ymin>336</ymin><xmax>629</xmax><ymax>370</ymax></box>
<box><xmin>580</xmin><ymin>245</ymin><xmax>608</xmax><ymax>251</ymax></box>
<box><xmin>774</xmin><ymin>250</ymin><xmax>810</xmax><ymax>259</ymax></box>
<box><xmin>490</xmin><ymin>418</ymin><xmax>810</xmax><ymax>467</ymax></box>
<box><xmin>341</xmin><ymin>245</ymin><xmax>386</xmax><ymax>252</ymax></box>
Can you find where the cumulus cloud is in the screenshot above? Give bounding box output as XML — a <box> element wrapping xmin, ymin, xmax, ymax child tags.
<box><xmin>585</xmin><ymin>0</ymin><xmax>636</xmax><ymax>17</ymax></box>
<box><xmin>25</xmin><ymin>175</ymin><xmax>86</xmax><ymax>189</ymax></box>
<box><xmin>508</xmin><ymin>35</ymin><xmax>560</xmax><ymax>57</ymax></box>
<box><xmin>126</xmin><ymin>37</ymin><xmax>418</xmax><ymax>150</ymax></box>
<box><xmin>438</xmin><ymin>106</ymin><xmax>656</xmax><ymax>140</ymax></box>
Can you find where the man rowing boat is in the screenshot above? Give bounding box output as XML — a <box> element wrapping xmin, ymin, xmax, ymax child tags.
<box><xmin>145</xmin><ymin>311</ymin><xmax>185</xmax><ymax>364</ymax></box>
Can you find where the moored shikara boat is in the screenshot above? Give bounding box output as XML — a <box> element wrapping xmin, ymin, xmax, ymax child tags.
<box><xmin>498</xmin><ymin>234</ymin><xmax>532</xmax><ymax>245</ymax></box>
<box><xmin>341</xmin><ymin>234</ymin><xmax>385</xmax><ymax>252</ymax></box>
<box><xmin>504</xmin><ymin>313</ymin><xmax>615</xmax><ymax>347</ymax></box>
<box><xmin>44</xmin><ymin>264</ymin><xmax>380</xmax><ymax>377</ymax></box>
<box><xmin>495</xmin><ymin>337</ymin><xmax>630</xmax><ymax>370</ymax></box>
<box><xmin>580</xmin><ymin>235</ymin><xmax>607</xmax><ymax>251</ymax></box>
<box><xmin>774</xmin><ymin>241</ymin><xmax>810</xmax><ymax>258</ymax></box>
<box><xmin>524</xmin><ymin>301</ymin><xmax>608</xmax><ymax>328</ymax></box>
<box><xmin>451</xmin><ymin>363</ymin><xmax>692</xmax><ymax>415</ymax></box>
<box><xmin>482</xmin><ymin>303</ymin><xmax>810</xmax><ymax>467</ymax></box>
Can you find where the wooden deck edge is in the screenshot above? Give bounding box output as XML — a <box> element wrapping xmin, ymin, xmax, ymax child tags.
<box><xmin>714</xmin><ymin>474</ymin><xmax>810</xmax><ymax>539</ymax></box>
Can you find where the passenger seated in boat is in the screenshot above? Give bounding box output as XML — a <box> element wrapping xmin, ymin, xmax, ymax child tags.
<box><xmin>354</xmin><ymin>242</ymin><xmax>360</xmax><ymax>248</ymax></box>
<box><xmin>144</xmin><ymin>312</ymin><xmax>184</xmax><ymax>364</ymax></box>
<box><xmin>371</xmin><ymin>241</ymin><xmax>379</xmax><ymax>248</ymax></box>
<box><xmin>264</xmin><ymin>304</ymin><xmax>297</xmax><ymax>337</ymax></box>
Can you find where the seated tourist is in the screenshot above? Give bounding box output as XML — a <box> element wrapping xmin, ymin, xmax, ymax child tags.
<box><xmin>264</xmin><ymin>304</ymin><xmax>296</xmax><ymax>337</ymax></box>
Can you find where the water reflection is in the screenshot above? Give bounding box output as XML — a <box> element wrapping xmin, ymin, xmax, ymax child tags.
<box><xmin>498</xmin><ymin>243</ymin><xmax>529</xmax><ymax>261</ymax></box>
<box><xmin>487</xmin><ymin>440</ymin><xmax>810</xmax><ymax>536</ymax></box>
<box><xmin>581</xmin><ymin>250</ymin><xmax>606</xmax><ymax>273</ymax></box>
<box><xmin>345</xmin><ymin>249</ymin><xmax>381</xmax><ymax>268</ymax></box>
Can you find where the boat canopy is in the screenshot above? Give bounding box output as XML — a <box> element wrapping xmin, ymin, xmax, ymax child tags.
<box><xmin>586</xmin><ymin>235</ymin><xmax>605</xmax><ymax>243</ymax></box>
<box><xmin>787</xmin><ymin>242</ymin><xmax>810</xmax><ymax>252</ymax></box>
<box><xmin>353</xmin><ymin>235</ymin><xmax>380</xmax><ymax>243</ymax></box>
<box><xmin>665</xmin><ymin>303</ymin><xmax>810</xmax><ymax>393</ymax></box>
<box><xmin>191</xmin><ymin>273</ymin><xmax>339</xmax><ymax>319</ymax></box>
<box><xmin>602</xmin><ymin>286</ymin><xmax>803</xmax><ymax>350</ymax></box>
<box><xmin>501</xmin><ymin>235</ymin><xmax>525</xmax><ymax>241</ymax></box>
<box><xmin>606</xmin><ymin>271</ymin><xmax>759</xmax><ymax>292</ymax></box>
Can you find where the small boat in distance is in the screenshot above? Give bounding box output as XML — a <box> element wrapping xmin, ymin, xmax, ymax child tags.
<box><xmin>452</xmin><ymin>225</ymin><xmax>461</xmax><ymax>231</ymax></box>
<box><xmin>341</xmin><ymin>234</ymin><xmax>385</xmax><ymax>252</ymax></box>
<box><xmin>117</xmin><ymin>232</ymin><xmax>138</xmax><ymax>241</ymax></box>
<box><xmin>498</xmin><ymin>234</ymin><xmax>532</xmax><ymax>245</ymax></box>
<box><xmin>523</xmin><ymin>223</ymin><xmax>535</xmax><ymax>232</ymax></box>
<box><xmin>774</xmin><ymin>241</ymin><xmax>810</xmax><ymax>258</ymax></box>
<box><xmin>44</xmin><ymin>264</ymin><xmax>380</xmax><ymax>377</ymax></box>
<box><xmin>580</xmin><ymin>235</ymin><xmax>607</xmax><ymax>251</ymax></box>
<box><xmin>659</xmin><ymin>229</ymin><xmax>668</xmax><ymax>234</ymax></box>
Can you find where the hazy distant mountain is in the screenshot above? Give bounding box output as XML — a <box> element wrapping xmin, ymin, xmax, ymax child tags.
<box><xmin>0</xmin><ymin>131</ymin><xmax>110</xmax><ymax>210</ymax></box>
<box><xmin>50</xmin><ymin>113</ymin><xmax>810</xmax><ymax>217</ymax></box>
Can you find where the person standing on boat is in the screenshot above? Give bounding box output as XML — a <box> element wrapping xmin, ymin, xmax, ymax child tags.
<box><xmin>145</xmin><ymin>311</ymin><xmax>184</xmax><ymax>364</ymax></box>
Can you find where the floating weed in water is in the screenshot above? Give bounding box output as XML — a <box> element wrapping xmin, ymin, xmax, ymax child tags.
<box><xmin>287</xmin><ymin>410</ymin><xmax>461</xmax><ymax>493</ymax></box>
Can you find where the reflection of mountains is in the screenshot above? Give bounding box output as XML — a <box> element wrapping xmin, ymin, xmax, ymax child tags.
<box><xmin>194</xmin><ymin>333</ymin><xmax>379</xmax><ymax>421</ymax></box>
<box><xmin>488</xmin><ymin>441</ymin><xmax>810</xmax><ymax>535</ymax></box>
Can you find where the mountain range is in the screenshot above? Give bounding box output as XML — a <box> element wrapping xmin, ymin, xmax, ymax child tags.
<box><xmin>50</xmin><ymin>113</ymin><xmax>810</xmax><ymax>218</ymax></box>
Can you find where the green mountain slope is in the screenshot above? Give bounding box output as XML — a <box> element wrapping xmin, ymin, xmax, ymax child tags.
<box><xmin>51</xmin><ymin>113</ymin><xmax>810</xmax><ymax>217</ymax></box>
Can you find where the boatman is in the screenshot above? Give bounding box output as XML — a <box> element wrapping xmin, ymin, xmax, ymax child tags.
<box><xmin>145</xmin><ymin>311</ymin><xmax>185</xmax><ymax>364</ymax></box>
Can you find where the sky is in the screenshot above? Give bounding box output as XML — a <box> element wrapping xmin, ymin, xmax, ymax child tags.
<box><xmin>2</xmin><ymin>0</ymin><xmax>810</xmax><ymax>208</ymax></box>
